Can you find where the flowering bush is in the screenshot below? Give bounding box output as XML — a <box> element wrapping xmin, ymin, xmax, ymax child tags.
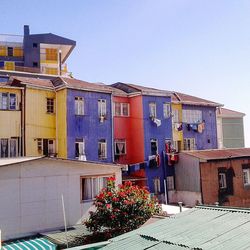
<box><xmin>84</xmin><ymin>177</ymin><xmax>161</xmax><ymax>238</ymax></box>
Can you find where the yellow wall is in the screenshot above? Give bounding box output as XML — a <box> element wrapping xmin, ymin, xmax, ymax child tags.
<box><xmin>172</xmin><ymin>103</ymin><xmax>183</xmax><ymax>150</ymax></box>
<box><xmin>0</xmin><ymin>88</ymin><xmax>21</xmax><ymax>138</ymax></box>
<box><xmin>56</xmin><ymin>89</ymin><xmax>67</xmax><ymax>158</ymax></box>
<box><xmin>25</xmin><ymin>87</ymin><xmax>56</xmax><ymax>156</ymax></box>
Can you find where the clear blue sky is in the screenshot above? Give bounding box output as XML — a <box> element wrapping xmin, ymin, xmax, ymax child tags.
<box><xmin>2</xmin><ymin>0</ymin><xmax>250</xmax><ymax>145</ymax></box>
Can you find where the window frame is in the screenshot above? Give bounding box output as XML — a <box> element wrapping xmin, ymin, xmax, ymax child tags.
<box><xmin>114</xmin><ymin>102</ymin><xmax>129</xmax><ymax>117</ymax></box>
<box><xmin>218</xmin><ymin>172</ymin><xmax>227</xmax><ymax>189</ymax></box>
<box><xmin>46</xmin><ymin>98</ymin><xmax>54</xmax><ymax>114</ymax></box>
<box><xmin>149</xmin><ymin>102</ymin><xmax>157</xmax><ymax>118</ymax></box>
<box><xmin>80</xmin><ymin>175</ymin><xmax>112</xmax><ymax>202</ymax></box>
<box><xmin>243</xmin><ymin>168</ymin><xmax>250</xmax><ymax>186</ymax></box>
<box><xmin>98</xmin><ymin>99</ymin><xmax>107</xmax><ymax>117</ymax></box>
<box><xmin>163</xmin><ymin>103</ymin><xmax>171</xmax><ymax>118</ymax></box>
<box><xmin>183</xmin><ymin>138</ymin><xmax>195</xmax><ymax>151</ymax></box>
<box><xmin>182</xmin><ymin>109</ymin><xmax>202</xmax><ymax>124</ymax></box>
<box><xmin>75</xmin><ymin>97</ymin><xmax>84</xmax><ymax>115</ymax></box>
<box><xmin>98</xmin><ymin>139</ymin><xmax>107</xmax><ymax>160</ymax></box>
<box><xmin>75</xmin><ymin>139</ymin><xmax>85</xmax><ymax>159</ymax></box>
<box><xmin>114</xmin><ymin>139</ymin><xmax>126</xmax><ymax>155</ymax></box>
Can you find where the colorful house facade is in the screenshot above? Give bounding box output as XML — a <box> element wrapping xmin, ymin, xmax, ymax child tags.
<box><xmin>0</xmin><ymin>25</ymin><xmax>75</xmax><ymax>76</ymax></box>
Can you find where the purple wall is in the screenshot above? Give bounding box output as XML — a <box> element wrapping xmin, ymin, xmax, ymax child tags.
<box><xmin>182</xmin><ymin>105</ymin><xmax>218</xmax><ymax>150</ymax></box>
<box><xmin>67</xmin><ymin>89</ymin><xmax>113</xmax><ymax>163</ymax></box>
<box><xmin>142</xmin><ymin>95</ymin><xmax>172</xmax><ymax>193</ymax></box>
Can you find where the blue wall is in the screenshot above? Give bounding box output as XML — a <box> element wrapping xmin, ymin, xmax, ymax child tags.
<box><xmin>182</xmin><ymin>105</ymin><xmax>218</xmax><ymax>150</ymax></box>
<box><xmin>67</xmin><ymin>89</ymin><xmax>113</xmax><ymax>163</ymax></box>
<box><xmin>142</xmin><ymin>95</ymin><xmax>172</xmax><ymax>193</ymax></box>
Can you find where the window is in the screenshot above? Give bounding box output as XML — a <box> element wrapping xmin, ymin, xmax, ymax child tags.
<box><xmin>75</xmin><ymin>97</ymin><xmax>84</xmax><ymax>115</ymax></box>
<box><xmin>33</xmin><ymin>62</ymin><xmax>38</xmax><ymax>67</ymax></box>
<box><xmin>167</xmin><ymin>176</ymin><xmax>175</xmax><ymax>190</ymax></box>
<box><xmin>114</xmin><ymin>103</ymin><xmax>129</xmax><ymax>117</ymax></box>
<box><xmin>149</xmin><ymin>102</ymin><xmax>156</xmax><ymax>118</ymax></box>
<box><xmin>114</xmin><ymin>139</ymin><xmax>126</xmax><ymax>155</ymax></box>
<box><xmin>153</xmin><ymin>177</ymin><xmax>161</xmax><ymax>194</ymax></box>
<box><xmin>172</xmin><ymin>109</ymin><xmax>179</xmax><ymax>123</ymax></box>
<box><xmin>81</xmin><ymin>176</ymin><xmax>110</xmax><ymax>201</ymax></box>
<box><xmin>182</xmin><ymin>110</ymin><xmax>202</xmax><ymax>123</ymax></box>
<box><xmin>10</xmin><ymin>138</ymin><xmax>18</xmax><ymax>157</ymax></box>
<box><xmin>183</xmin><ymin>138</ymin><xmax>195</xmax><ymax>151</ymax></box>
<box><xmin>9</xmin><ymin>94</ymin><xmax>16</xmax><ymax>110</ymax></box>
<box><xmin>0</xmin><ymin>93</ymin><xmax>17</xmax><ymax>110</ymax></box>
<box><xmin>0</xmin><ymin>139</ymin><xmax>8</xmax><ymax>158</ymax></box>
<box><xmin>98</xmin><ymin>139</ymin><xmax>107</xmax><ymax>159</ymax></box>
<box><xmin>151</xmin><ymin>139</ymin><xmax>158</xmax><ymax>155</ymax></box>
<box><xmin>98</xmin><ymin>99</ymin><xmax>106</xmax><ymax>117</ymax></box>
<box><xmin>0</xmin><ymin>93</ymin><xmax>8</xmax><ymax>109</ymax></box>
<box><xmin>219</xmin><ymin>172</ymin><xmax>227</xmax><ymax>189</ymax></box>
<box><xmin>75</xmin><ymin>139</ymin><xmax>85</xmax><ymax>159</ymax></box>
<box><xmin>163</xmin><ymin>103</ymin><xmax>171</xmax><ymax>118</ymax></box>
<box><xmin>33</xmin><ymin>43</ymin><xmax>38</xmax><ymax>48</ymax></box>
<box><xmin>7</xmin><ymin>47</ymin><xmax>13</xmax><ymax>57</ymax></box>
<box><xmin>242</xmin><ymin>165</ymin><xmax>250</xmax><ymax>186</ymax></box>
<box><xmin>37</xmin><ymin>138</ymin><xmax>42</xmax><ymax>151</ymax></box>
<box><xmin>47</xmin><ymin>98</ymin><xmax>54</xmax><ymax>113</ymax></box>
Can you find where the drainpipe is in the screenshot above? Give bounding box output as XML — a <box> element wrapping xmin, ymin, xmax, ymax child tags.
<box><xmin>111</xmin><ymin>93</ymin><xmax>114</xmax><ymax>162</ymax></box>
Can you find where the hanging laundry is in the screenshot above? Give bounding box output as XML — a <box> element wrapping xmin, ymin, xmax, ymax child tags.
<box><xmin>177</xmin><ymin>123</ymin><xmax>183</xmax><ymax>131</ymax></box>
<box><xmin>201</xmin><ymin>121</ymin><xmax>205</xmax><ymax>130</ymax></box>
<box><xmin>153</xmin><ymin>118</ymin><xmax>161</xmax><ymax>127</ymax></box>
<box><xmin>186</xmin><ymin>124</ymin><xmax>191</xmax><ymax>131</ymax></box>
<box><xmin>190</xmin><ymin>124</ymin><xmax>198</xmax><ymax>132</ymax></box>
<box><xmin>156</xmin><ymin>154</ymin><xmax>161</xmax><ymax>167</ymax></box>
<box><xmin>198</xmin><ymin>123</ymin><xmax>203</xmax><ymax>133</ymax></box>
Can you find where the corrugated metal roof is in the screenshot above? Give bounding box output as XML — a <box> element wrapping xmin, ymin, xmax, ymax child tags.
<box><xmin>182</xmin><ymin>148</ymin><xmax>250</xmax><ymax>161</ymax></box>
<box><xmin>101</xmin><ymin>205</ymin><xmax>250</xmax><ymax>249</ymax></box>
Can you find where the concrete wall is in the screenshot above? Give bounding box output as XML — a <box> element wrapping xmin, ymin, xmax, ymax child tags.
<box><xmin>67</xmin><ymin>89</ymin><xmax>112</xmax><ymax>162</ymax></box>
<box><xmin>0</xmin><ymin>158</ymin><xmax>122</xmax><ymax>240</ymax></box>
<box><xmin>143</xmin><ymin>95</ymin><xmax>172</xmax><ymax>193</ymax></box>
<box><xmin>182</xmin><ymin>105</ymin><xmax>218</xmax><ymax>150</ymax></box>
<box><xmin>168</xmin><ymin>190</ymin><xmax>202</xmax><ymax>207</ymax></box>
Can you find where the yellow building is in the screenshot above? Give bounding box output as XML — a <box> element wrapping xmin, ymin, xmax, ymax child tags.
<box><xmin>0</xmin><ymin>83</ymin><xmax>22</xmax><ymax>157</ymax></box>
<box><xmin>11</xmin><ymin>77</ymin><xmax>56</xmax><ymax>157</ymax></box>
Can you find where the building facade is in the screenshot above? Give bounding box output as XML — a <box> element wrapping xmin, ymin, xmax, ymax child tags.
<box><xmin>217</xmin><ymin>107</ymin><xmax>245</xmax><ymax>149</ymax></box>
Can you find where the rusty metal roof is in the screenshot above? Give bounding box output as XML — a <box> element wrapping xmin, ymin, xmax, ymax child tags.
<box><xmin>182</xmin><ymin>148</ymin><xmax>250</xmax><ymax>161</ymax></box>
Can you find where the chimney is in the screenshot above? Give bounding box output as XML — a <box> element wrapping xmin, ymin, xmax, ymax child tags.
<box><xmin>24</xmin><ymin>25</ymin><xmax>30</xmax><ymax>36</ymax></box>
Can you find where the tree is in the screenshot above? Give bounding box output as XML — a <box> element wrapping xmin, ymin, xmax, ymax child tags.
<box><xmin>84</xmin><ymin>177</ymin><xmax>161</xmax><ymax>239</ymax></box>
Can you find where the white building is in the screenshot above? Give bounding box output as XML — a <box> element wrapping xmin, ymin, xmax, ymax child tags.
<box><xmin>217</xmin><ymin>107</ymin><xmax>245</xmax><ymax>149</ymax></box>
<box><xmin>0</xmin><ymin>157</ymin><xmax>122</xmax><ymax>241</ymax></box>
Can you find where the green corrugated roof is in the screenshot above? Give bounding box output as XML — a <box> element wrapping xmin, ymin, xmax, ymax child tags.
<box><xmin>100</xmin><ymin>205</ymin><xmax>250</xmax><ymax>249</ymax></box>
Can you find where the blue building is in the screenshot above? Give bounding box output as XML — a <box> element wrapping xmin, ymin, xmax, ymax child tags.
<box><xmin>52</xmin><ymin>77</ymin><xmax>114</xmax><ymax>163</ymax></box>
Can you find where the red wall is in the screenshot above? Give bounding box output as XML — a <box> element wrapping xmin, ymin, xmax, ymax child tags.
<box><xmin>113</xmin><ymin>95</ymin><xmax>144</xmax><ymax>164</ymax></box>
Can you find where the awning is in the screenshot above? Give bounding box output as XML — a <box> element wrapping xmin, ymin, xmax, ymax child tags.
<box><xmin>2</xmin><ymin>238</ymin><xmax>56</xmax><ymax>250</ymax></box>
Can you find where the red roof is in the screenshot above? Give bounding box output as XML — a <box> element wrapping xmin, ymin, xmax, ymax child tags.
<box><xmin>171</xmin><ymin>92</ymin><xmax>222</xmax><ymax>107</ymax></box>
<box><xmin>183</xmin><ymin>148</ymin><xmax>250</xmax><ymax>161</ymax></box>
<box><xmin>216</xmin><ymin>107</ymin><xmax>245</xmax><ymax>117</ymax></box>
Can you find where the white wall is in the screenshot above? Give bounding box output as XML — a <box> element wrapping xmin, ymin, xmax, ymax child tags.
<box><xmin>0</xmin><ymin>158</ymin><xmax>122</xmax><ymax>241</ymax></box>
<box><xmin>168</xmin><ymin>190</ymin><xmax>202</xmax><ymax>207</ymax></box>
